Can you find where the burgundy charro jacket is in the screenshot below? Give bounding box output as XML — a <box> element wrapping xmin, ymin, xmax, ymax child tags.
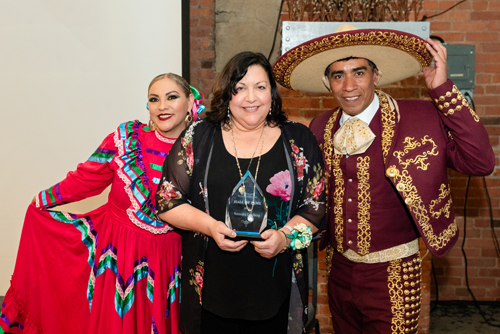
<box><xmin>310</xmin><ymin>80</ymin><xmax>495</xmax><ymax>257</ymax></box>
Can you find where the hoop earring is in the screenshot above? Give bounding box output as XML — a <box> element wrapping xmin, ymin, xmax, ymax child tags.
<box><xmin>185</xmin><ymin>112</ymin><xmax>193</xmax><ymax>126</ymax></box>
<box><xmin>148</xmin><ymin>119</ymin><xmax>156</xmax><ymax>131</ymax></box>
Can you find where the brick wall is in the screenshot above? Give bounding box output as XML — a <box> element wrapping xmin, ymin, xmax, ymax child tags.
<box><xmin>189</xmin><ymin>0</ymin><xmax>216</xmax><ymax>102</ymax></box>
<box><xmin>190</xmin><ymin>1</ymin><xmax>499</xmax><ymax>334</ymax></box>
<box><xmin>278</xmin><ymin>1</ymin><xmax>500</xmax><ymax>333</ymax></box>
<box><xmin>415</xmin><ymin>0</ymin><xmax>500</xmax><ymax>304</ymax></box>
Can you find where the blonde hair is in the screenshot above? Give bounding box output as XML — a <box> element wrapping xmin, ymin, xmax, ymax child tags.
<box><xmin>148</xmin><ymin>73</ymin><xmax>191</xmax><ymax>97</ymax></box>
<box><xmin>147</xmin><ymin>73</ymin><xmax>194</xmax><ymax>131</ymax></box>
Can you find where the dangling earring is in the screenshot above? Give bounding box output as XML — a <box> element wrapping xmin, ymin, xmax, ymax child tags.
<box><xmin>148</xmin><ymin>119</ymin><xmax>156</xmax><ymax>131</ymax></box>
<box><xmin>185</xmin><ymin>112</ymin><xmax>193</xmax><ymax>126</ymax></box>
<box><xmin>269</xmin><ymin>106</ymin><xmax>272</xmax><ymax>116</ymax></box>
<box><xmin>227</xmin><ymin>105</ymin><xmax>231</xmax><ymax>117</ymax></box>
<box><xmin>147</xmin><ymin>102</ymin><xmax>155</xmax><ymax>131</ymax></box>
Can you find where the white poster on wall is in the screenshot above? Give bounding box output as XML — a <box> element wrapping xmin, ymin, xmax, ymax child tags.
<box><xmin>0</xmin><ymin>0</ymin><xmax>183</xmax><ymax>294</ymax></box>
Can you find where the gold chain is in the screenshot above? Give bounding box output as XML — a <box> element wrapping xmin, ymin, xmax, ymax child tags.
<box><xmin>229</xmin><ymin>120</ymin><xmax>267</xmax><ymax>217</ymax></box>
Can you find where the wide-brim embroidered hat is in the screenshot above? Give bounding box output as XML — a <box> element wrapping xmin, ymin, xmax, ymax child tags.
<box><xmin>273</xmin><ymin>24</ymin><xmax>433</xmax><ymax>93</ymax></box>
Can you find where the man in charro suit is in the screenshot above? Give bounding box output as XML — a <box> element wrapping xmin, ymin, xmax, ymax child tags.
<box><xmin>273</xmin><ymin>25</ymin><xmax>495</xmax><ymax>333</ymax></box>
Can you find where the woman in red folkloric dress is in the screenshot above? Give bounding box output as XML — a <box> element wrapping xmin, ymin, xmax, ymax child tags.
<box><xmin>0</xmin><ymin>73</ymin><xmax>204</xmax><ymax>334</ymax></box>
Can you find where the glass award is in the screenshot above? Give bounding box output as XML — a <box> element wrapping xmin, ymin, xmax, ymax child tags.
<box><xmin>225</xmin><ymin>170</ymin><xmax>268</xmax><ymax>240</ymax></box>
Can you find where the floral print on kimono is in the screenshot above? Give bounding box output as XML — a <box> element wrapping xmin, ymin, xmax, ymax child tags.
<box><xmin>266</xmin><ymin>170</ymin><xmax>291</xmax><ymax>229</ymax></box>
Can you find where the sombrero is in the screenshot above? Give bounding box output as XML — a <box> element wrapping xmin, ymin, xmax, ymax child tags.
<box><xmin>273</xmin><ymin>24</ymin><xmax>433</xmax><ymax>93</ymax></box>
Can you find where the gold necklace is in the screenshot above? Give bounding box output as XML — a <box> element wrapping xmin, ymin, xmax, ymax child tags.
<box><xmin>229</xmin><ymin>120</ymin><xmax>267</xmax><ymax>222</ymax></box>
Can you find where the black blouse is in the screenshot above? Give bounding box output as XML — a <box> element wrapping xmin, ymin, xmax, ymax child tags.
<box><xmin>203</xmin><ymin>127</ymin><xmax>291</xmax><ymax>320</ymax></box>
<box><xmin>156</xmin><ymin>120</ymin><xmax>326</xmax><ymax>334</ymax></box>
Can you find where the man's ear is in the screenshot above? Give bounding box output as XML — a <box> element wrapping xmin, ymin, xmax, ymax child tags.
<box><xmin>322</xmin><ymin>76</ymin><xmax>332</xmax><ymax>92</ymax></box>
<box><xmin>373</xmin><ymin>69</ymin><xmax>382</xmax><ymax>87</ymax></box>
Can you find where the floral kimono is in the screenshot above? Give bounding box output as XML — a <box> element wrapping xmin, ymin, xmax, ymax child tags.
<box><xmin>156</xmin><ymin>120</ymin><xmax>325</xmax><ymax>334</ymax></box>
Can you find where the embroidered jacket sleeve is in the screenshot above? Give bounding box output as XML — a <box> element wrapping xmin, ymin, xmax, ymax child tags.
<box><xmin>156</xmin><ymin>124</ymin><xmax>195</xmax><ymax>214</ymax></box>
<box><xmin>284</xmin><ymin>122</ymin><xmax>326</xmax><ymax>229</ymax></box>
<box><xmin>36</xmin><ymin>132</ymin><xmax>116</xmax><ymax>209</ymax></box>
<box><xmin>430</xmin><ymin>79</ymin><xmax>495</xmax><ymax>176</ymax></box>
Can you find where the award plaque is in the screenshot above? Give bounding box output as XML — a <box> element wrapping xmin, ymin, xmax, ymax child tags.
<box><xmin>225</xmin><ymin>170</ymin><xmax>268</xmax><ymax>240</ymax></box>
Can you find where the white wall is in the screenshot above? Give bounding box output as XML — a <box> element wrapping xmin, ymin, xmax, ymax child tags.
<box><xmin>0</xmin><ymin>0</ymin><xmax>183</xmax><ymax>294</ymax></box>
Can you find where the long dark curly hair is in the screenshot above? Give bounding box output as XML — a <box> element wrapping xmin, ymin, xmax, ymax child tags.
<box><xmin>206</xmin><ymin>52</ymin><xmax>286</xmax><ymax>129</ymax></box>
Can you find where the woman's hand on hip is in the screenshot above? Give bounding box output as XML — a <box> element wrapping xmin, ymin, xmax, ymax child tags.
<box><xmin>251</xmin><ymin>229</ymin><xmax>286</xmax><ymax>259</ymax></box>
<box><xmin>210</xmin><ymin>221</ymin><xmax>248</xmax><ymax>252</ymax></box>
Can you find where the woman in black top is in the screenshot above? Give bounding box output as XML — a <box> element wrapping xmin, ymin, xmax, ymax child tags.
<box><xmin>156</xmin><ymin>52</ymin><xmax>325</xmax><ymax>334</ymax></box>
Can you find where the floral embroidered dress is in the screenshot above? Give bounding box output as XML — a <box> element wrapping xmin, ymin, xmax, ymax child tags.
<box><xmin>155</xmin><ymin>120</ymin><xmax>326</xmax><ymax>334</ymax></box>
<box><xmin>0</xmin><ymin>121</ymin><xmax>181</xmax><ymax>334</ymax></box>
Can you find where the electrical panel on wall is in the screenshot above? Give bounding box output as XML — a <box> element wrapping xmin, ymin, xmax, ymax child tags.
<box><xmin>281</xmin><ymin>21</ymin><xmax>431</xmax><ymax>53</ymax></box>
<box><xmin>444</xmin><ymin>44</ymin><xmax>475</xmax><ymax>103</ymax></box>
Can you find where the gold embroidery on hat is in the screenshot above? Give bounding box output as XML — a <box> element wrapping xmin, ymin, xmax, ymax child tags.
<box><xmin>357</xmin><ymin>156</ymin><xmax>371</xmax><ymax>255</ymax></box>
<box><xmin>274</xmin><ymin>31</ymin><xmax>432</xmax><ymax>91</ymax></box>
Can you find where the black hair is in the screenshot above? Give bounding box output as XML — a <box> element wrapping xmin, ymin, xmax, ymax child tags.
<box><xmin>207</xmin><ymin>52</ymin><xmax>286</xmax><ymax>128</ymax></box>
<box><xmin>324</xmin><ymin>57</ymin><xmax>378</xmax><ymax>78</ymax></box>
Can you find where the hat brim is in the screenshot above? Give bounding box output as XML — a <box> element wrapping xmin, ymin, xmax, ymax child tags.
<box><xmin>273</xmin><ymin>29</ymin><xmax>433</xmax><ymax>93</ymax></box>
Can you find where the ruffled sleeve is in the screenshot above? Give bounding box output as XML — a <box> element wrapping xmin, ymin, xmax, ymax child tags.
<box><xmin>114</xmin><ymin>121</ymin><xmax>174</xmax><ymax>233</ymax></box>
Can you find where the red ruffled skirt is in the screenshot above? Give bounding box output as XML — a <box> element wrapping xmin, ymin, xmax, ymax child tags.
<box><xmin>1</xmin><ymin>203</ymin><xmax>181</xmax><ymax>334</ymax></box>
